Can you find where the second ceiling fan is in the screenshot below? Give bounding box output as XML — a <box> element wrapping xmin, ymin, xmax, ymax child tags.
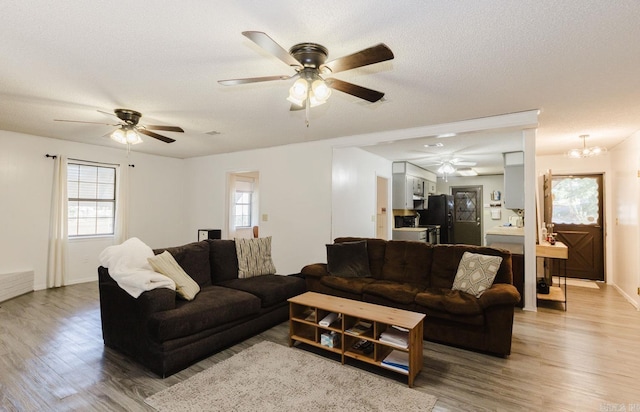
<box><xmin>218</xmin><ymin>31</ymin><xmax>394</xmax><ymax>125</ymax></box>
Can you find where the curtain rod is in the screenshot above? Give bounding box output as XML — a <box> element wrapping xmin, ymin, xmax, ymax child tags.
<box><xmin>45</xmin><ymin>154</ymin><xmax>134</xmax><ymax>167</ymax></box>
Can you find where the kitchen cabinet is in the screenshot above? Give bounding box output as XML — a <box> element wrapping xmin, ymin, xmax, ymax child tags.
<box><xmin>392</xmin><ymin>162</ymin><xmax>436</xmax><ymax>210</ymax></box>
<box><xmin>503</xmin><ymin>151</ymin><xmax>524</xmax><ymax>210</ymax></box>
<box><xmin>392</xmin><ymin>174</ymin><xmax>417</xmax><ymax>209</ymax></box>
<box><xmin>426</xmin><ymin>180</ymin><xmax>436</xmax><ymax>195</ymax></box>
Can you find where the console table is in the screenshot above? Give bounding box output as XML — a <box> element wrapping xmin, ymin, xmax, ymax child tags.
<box><xmin>288</xmin><ymin>292</ymin><xmax>425</xmax><ymax>387</ymax></box>
<box><xmin>536</xmin><ymin>241</ymin><xmax>568</xmax><ymax>310</ymax></box>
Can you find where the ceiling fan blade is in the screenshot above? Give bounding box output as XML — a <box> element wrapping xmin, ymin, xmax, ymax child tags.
<box><xmin>138</xmin><ymin>129</ymin><xmax>175</xmax><ymax>143</ymax></box>
<box><xmin>290</xmin><ymin>104</ymin><xmax>304</xmax><ymax>111</ymax></box>
<box><xmin>97</xmin><ymin>109</ymin><xmax>119</xmax><ymax>118</ymax></box>
<box><xmin>218</xmin><ymin>74</ymin><xmax>296</xmax><ymax>86</ymax></box>
<box><xmin>144</xmin><ymin>125</ymin><xmax>184</xmax><ymax>133</ymax></box>
<box><xmin>54</xmin><ymin>119</ymin><xmax>119</xmax><ymax>126</ymax></box>
<box><xmin>321</xmin><ymin>43</ymin><xmax>394</xmax><ymax>74</ymax></box>
<box><xmin>242</xmin><ymin>31</ymin><xmax>302</xmax><ymax>68</ymax></box>
<box><xmin>325</xmin><ymin>78</ymin><xmax>385</xmax><ymax>102</ymax></box>
<box><xmin>454</xmin><ymin>161</ymin><xmax>477</xmax><ymax>166</ymax></box>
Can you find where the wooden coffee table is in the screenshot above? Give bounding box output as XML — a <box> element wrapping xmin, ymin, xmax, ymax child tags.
<box><xmin>288</xmin><ymin>291</ymin><xmax>425</xmax><ymax>387</ymax></box>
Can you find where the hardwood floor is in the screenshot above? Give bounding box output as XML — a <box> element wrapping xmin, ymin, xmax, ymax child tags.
<box><xmin>1</xmin><ymin>281</ymin><xmax>639</xmax><ymax>411</ymax></box>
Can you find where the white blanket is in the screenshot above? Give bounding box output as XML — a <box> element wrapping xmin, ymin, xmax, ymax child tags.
<box><xmin>99</xmin><ymin>237</ymin><xmax>175</xmax><ymax>298</ymax></box>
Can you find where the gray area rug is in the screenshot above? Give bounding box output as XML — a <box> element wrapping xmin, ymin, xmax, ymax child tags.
<box><xmin>145</xmin><ymin>341</ymin><xmax>437</xmax><ymax>412</ymax></box>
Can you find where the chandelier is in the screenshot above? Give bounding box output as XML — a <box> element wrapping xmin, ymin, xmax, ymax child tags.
<box><xmin>566</xmin><ymin>135</ymin><xmax>606</xmax><ymax>159</ymax></box>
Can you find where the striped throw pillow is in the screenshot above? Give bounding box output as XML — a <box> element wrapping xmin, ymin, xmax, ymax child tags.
<box><xmin>235</xmin><ymin>237</ymin><xmax>277</xmax><ymax>278</ymax></box>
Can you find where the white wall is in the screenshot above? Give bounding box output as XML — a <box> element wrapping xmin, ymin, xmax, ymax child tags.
<box><xmin>609</xmin><ymin>131</ymin><xmax>640</xmax><ymax>309</ymax></box>
<box><xmin>0</xmin><ymin>131</ymin><xmax>188</xmax><ymax>290</ymax></box>
<box><xmin>184</xmin><ymin>140</ymin><xmax>334</xmax><ymax>274</ymax></box>
<box><xmin>332</xmin><ymin>147</ymin><xmax>393</xmax><ymax>240</ymax></box>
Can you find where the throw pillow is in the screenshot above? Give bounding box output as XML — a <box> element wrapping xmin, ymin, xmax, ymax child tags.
<box><xmin>148</xmin><ymin>251</ymin><xmax>200</xmax><ymax>300</ymax></box>
<box><xmin>235</xmin><ymin>237</ymin><xmax>277</xmax><ymax>278</ymax></box>
<box><xmin>326</xmin><ymin>240</ymin><xmax>372</xmax><ymax>278</ymax></box>
<box><xmin>452</xmin><ymin>252</ymin><xmax>503</xmax><ymax>297</ymax></box>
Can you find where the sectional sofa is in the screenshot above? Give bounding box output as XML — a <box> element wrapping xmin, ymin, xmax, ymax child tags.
<box><xmin>301</xmin><ymin>237</ymin><xmax>521</xmax><ymax>356</ymax></box>
<box><xmin>98</xmin><ymin>239</ymin><xmax>306</xmax><ymax>377</ymax></box>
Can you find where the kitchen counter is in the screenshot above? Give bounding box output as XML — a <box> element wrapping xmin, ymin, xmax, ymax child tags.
<box><xmin>393</xmin><ymin>227</ymin><xmax>429</xmax><ymax>232</ymax></box>
<box><xmin>485</xmin><ymin>226</ymin><xmax>525</xmax><ymax>236</ymax></box>
<box><xmin>485</xmin><ymin>226</ymin><xmax>524</xmax><ymax>253</ymax></box>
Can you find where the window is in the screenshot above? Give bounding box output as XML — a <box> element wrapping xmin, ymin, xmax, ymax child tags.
<box><xmin>552</xmin><ymin>176</ymin><xmax>600</xmax><ymax>225</ymax></box>
<box><xmin>67</xmin><ymin>163</ymin><xmax>116</xmax><ymax>237</ymax></box>
<box><xmin>234</xmin><ymin>190</ymin><xmax>252</xmax><ymax>228</ymax></box>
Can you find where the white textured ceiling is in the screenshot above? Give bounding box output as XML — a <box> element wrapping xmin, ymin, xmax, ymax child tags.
<box><xmin>1</xmin><ymin>1</ymin><xmax>640</xmax><ymax>166</ymax></box>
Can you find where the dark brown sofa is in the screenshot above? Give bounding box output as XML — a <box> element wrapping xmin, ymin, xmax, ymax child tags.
<box><xmin>301</xmin><ymin>237</ymin><xmax>521</xmax><ymax>357</ymax></box>
<box><xmin>98</xmin><ymin>239</ymin><xmax>306</xmax><ymax>377</ymax></box>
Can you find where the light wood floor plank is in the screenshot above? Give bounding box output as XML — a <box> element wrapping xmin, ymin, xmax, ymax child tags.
<box><xmin>1</xmin><ymin>281</ymin><xmax>639</xmax><ymax>411</ymax></box>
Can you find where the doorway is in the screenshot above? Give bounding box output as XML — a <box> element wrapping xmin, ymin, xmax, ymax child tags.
<box><xmin>551</xmin><ymin>174</ymin><xmax>605</xmax><ymax>281</ymax></box>
<box><xmin>452</xmin><ymin>186</ymin><xmax>483</xmax><ymax>245</ymax></box>
<box><xmin>376</xmin><ymin>176</ymin><xmax>389</xmax><ymax>240</ymax></box>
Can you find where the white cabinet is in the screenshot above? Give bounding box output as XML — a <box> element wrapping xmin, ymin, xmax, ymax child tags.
<box><xmin>426</xmin><ymin>180</ymin><xmax>436</xmax><ymax>195</ymax></box>
<box><xmin>503</xmin><ymin>152</ymin><xmax>524</xmax><ymax>210</ymax></box>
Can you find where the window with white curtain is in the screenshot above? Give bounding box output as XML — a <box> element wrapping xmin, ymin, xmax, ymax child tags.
<box><xmin>234</xmin><ymin>179</ymin><xmax>253</xmax><ymax>228</ymax></box>
<box><xmin>67</xmin><ymin>163</ymin><xmax>116</xmax><ymax>237</ymax></box>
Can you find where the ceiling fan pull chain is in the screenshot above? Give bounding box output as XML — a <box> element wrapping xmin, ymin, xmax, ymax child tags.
<box><xmin>305</xmin><ymin>85</ymin><xmax>311</xmax><ymax>127</ymax></box>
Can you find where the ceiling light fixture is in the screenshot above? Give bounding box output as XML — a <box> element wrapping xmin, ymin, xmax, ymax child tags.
<box><xmin>566</xmin><ymin>134</ymin><xmax>606</xmax><ymax>158</ymax></box>
<box><xmin>437</xmin><ymin>162</ymin><xmax>456</xmax><ymax>182</ymax></box>
<box><xmin>110</xmin><ymin>125</ymin><xmax>142</xmax><ymax>145</ymax></box>
<box><xmin>287</xmin><ymin>69</ymin><xmax>332</xmax><ymax>126</ymax></box>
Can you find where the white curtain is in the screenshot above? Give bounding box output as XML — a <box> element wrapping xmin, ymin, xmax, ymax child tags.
<box><xmin>114</xmin><ymin>164</ymin><xmax>129</xmax><ymax>244</ymax></box>
<box><xmin>228</xmin><ymin>173</ymin><xmax>237</xmax><ymax>239</ymax></box>
<box><xmin>47</xmin><ymin>155</ymin><xmax>68</xmax><ymax>288</ymax></box>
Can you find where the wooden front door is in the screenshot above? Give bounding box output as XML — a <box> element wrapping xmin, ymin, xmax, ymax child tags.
<box><xmin>452</xmin><ymin>186</ymin><xmax>483</xmax><ymax>246</ymax></box>
<box><xmin>551</xmin><ymin>174</ymin><xmax>605</xmax><ymax>281</ymax></box>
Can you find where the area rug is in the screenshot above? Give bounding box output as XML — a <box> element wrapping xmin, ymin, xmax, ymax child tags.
<box><xmin>145</xmin><ymin>341</ymin><xmax>437</xmax><ymax>412</ymax></box>
<box><xmin>553</xmin><ymin>277</ymin><xmax>600</xmax><ymax>289</ymax></box>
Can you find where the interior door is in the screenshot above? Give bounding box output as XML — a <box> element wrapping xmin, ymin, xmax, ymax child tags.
<box><xmin>551</xmin><ymin>174</ymin><xmax>605</xmax><ymax>281</ymax></box>
<box><xmin>452</xmin><ymin>186</ymin><xmax>483</xmax><ymax>245</ymax></box>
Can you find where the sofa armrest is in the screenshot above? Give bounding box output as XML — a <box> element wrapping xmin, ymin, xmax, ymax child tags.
<box><xmin>98</xmin><ymin>267</ymin><xmax>176</xmax><ymax>315</ymax></box>
<box><xmin>301</xmin><ymin>263</ymin><xmax>329</xmax><ymax>278</ymax></box>
<box><xmin>477</xmin><ymin>283</ymin><xmax>521</xmax><ymax>309</ymax></box>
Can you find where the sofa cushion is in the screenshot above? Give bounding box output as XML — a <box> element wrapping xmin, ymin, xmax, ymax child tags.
<box><xmin>216</xmin><ymin>274</ymin><xmax>306</xmax><ymax>308</ymax></box>
<box><xmin>320</xmin><ymin>276</ymin><xmax>376</xmax><ymax>295</ymax></box>
<box><xmin>380</xmin><ymin>241</ymin><xmax>432</xmax><ymax>286</ymax></box>
<box><xmin>235</xmin><ymin>237</ymin><xmax>277</xmax><ymax>278</ymax></box>
<box><xmin>415</xmin><ymin>288</ymin><xmax>483</xmax><ymax>316</ymax></box>
<box><xmin>326</xmin><ymin>240</ymin><xmax>372</xmax><ymax>278</ymax></box>
<box><xmin>154</xmin><ymin>241</ymin><xmax>211</xmax><ymax>287</ymax></box>
<box><xmin>362</xmin><ymin>281</ymin><xmax>424</xmax><ymax>305</ymax></box>
<box><xmin>452</xmin><ymin>252</ymin><xmax>503</xmax><ymax>297</ymax></box>
<box><xmin>147</xmin><ymin>286</ymin><xmax>261</xmax><ymax>342</ymax></box>
<box><xmin>335</xmin><ymin>237</ymin><xmax>387</xmax><ymax>279</ymax></box>
<box><xmin>148</xmin><ymin>251</ymin><xmax>200</xmax><ymax>300</ymax></box>
<box><xmin>207</xmin><ymin>239</ymin><xmax>239</xmax><ymax>282</ymax></box>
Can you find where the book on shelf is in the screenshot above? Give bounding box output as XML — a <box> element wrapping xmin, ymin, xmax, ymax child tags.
<box><xmin>379</xmin><ymin>327</ymin><xmax>409</xmax><ymax>349</ymax></box>
<box><xmin>346</xmin><ymin>320</ymin><xmax>372</xmax><ymax>335</ymax></box>
<box><xmin>381</xmin><ymin>349</ymin><xmax>409</xmax><ymax>373</ymax></box>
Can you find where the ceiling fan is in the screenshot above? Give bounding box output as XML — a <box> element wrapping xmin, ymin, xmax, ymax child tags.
<box><xmin>218</xmin><ymin>31</ymin><xmax>394</xmax><ymax>125</ymax></box>
<box><xmin>54</xmin><ymin>108</ymin><xmax>184</xmax><ymax>144</ymax></box>
<box><xmin>420</xmin><ymin>157</ymin><xmax>478</xmax><ymax>181</ymax></box>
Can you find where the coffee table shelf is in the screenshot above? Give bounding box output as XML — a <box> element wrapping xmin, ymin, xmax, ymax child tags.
<box><xmin>288</xmin><ymin>292</ymin><xmax>425</xmax><ymax>387</ymax></box>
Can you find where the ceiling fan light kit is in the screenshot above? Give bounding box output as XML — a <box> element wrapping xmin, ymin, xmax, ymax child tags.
<box><xmin>566</xmin><ymin>134</ymin><xmax>606</xmax><ymax>158</ymax></box>
<box><xmin>54</xmin><ymin>108</ymin><xmax>184</xmax><ymax>147</ymax></box>
<box><xmin>219</xmin><ymin>31</ymin><xmax>394</xmax><ymax>126</ymax></box>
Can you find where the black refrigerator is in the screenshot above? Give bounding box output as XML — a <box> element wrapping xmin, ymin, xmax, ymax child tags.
<box><xmin>420</xmin><ymin>195</ymin><xmax>454</xmax><ymax>244</ymax></box>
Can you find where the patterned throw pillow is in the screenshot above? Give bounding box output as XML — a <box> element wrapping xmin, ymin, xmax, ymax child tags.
<box><xmin>235</xmin><ymin>237</ymin><xmax>277</xmax><ymax>278</ymax></box>
<box><xmin>148</xmin><ymin>251</ymin><xmax>200</xmax><ymax>300</ymax></box>
<box><xmin>452</xmin><ymin>252</ymin><xmax>503</xmax><ymax>298</ymax></box>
